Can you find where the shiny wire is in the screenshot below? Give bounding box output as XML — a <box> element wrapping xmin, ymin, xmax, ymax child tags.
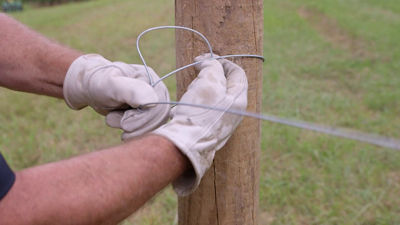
<box><xmin>136</xmin><ymin>26</ymin><xmax>265</xmax><ymax>86</ymax></box>
<box><xmin>152</xmin><ymin>54</ymin><xmax>265</xmax><ymax>87</ymax></box>
<box><xmin>136</xmin><ymin>26</ymin><xmax>400</xmax><ymax>150</ymax></box>
<box><xmin>136</xmin><ymin>26</ymin><xmax>215</xmax><ymax>86</ymax></box>
<box><xmin>142</xmin><ymin>102</ymin><xmax>400</xmax><ymax>150</ymax></box>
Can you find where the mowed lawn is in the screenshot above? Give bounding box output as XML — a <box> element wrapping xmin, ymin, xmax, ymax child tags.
<box><xmin>0</xmin><ymin>0</ymin><xmax>399</xmax><ymax>224</ymax></box>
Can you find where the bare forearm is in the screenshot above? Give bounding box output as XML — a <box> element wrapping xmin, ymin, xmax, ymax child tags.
<box><xmin>0</xmin><ymin>135</ymin><xmax>188</xmax><ymax>225</ymax></box>
<box><xmin>0</xmin><ymin>13</ymin><xmax>81</xmax><ymax>98</ymax></box>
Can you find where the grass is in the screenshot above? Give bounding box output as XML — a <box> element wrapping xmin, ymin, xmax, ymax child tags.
<box><xmin>1</xmin><ymin>0</ymin><xmax>399</xmax><ymax>224</ymax></box>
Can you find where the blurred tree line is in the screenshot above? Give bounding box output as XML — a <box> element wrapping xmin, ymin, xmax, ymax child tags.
<box><xmin>2</xmin><ymin>0</ymin><xmax>87</xmax><ymax>9</ymax></box>
<box><xmin>2</xmin><ymin>0</ymin><xmax>23</xmax><ymax>11</ymax></box>
<box><xmin>24</xmin><ymin>0</ymin><xmax>87</xmax><ymax>6</ymax></box>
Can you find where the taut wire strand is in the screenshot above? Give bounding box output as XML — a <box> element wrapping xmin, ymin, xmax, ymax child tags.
<box><xmin>142</xmin><ymin>101</ymin><xmax>400</xmax><ymax>150</ymax></box>
<box><xmin>135</xmin><ymin>26</ymin><xmax>400</xmax><ymax>151</ymax></box>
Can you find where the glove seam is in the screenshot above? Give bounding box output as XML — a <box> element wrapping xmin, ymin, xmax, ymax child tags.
<box><xmin>64</xmin><ymin>55</ymin><xmax>88</xmax><ymax>110</ymax></box>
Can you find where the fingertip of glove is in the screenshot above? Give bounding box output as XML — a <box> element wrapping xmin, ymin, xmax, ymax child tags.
<box><xmin>194</xmin><ymin>56</ymin><xmax>222</xmax><ymax>72</ymax></box>
<box><xmin>105</xmin><ymin>111</ymin><xmax>124</xmax><ymax>128</ymax></box>
<box><xmin>217</xmin><ymin>58</ymin><xmax>238</xmax><ymax>69</ymax></box>
<box><xmin>194</xmin><ymin>53</ymin><xmax>213</xmax><ymax>62</ymax></box>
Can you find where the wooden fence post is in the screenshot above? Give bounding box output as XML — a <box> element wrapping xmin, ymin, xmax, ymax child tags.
<box><xmin>175</xmin><ymin>1</ymin><xmax>263</xmax><ymax>224</ymax></box>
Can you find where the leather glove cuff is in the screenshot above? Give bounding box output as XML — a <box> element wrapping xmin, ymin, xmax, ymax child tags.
<box><xmin>152</xmin><ymin>123</ymin><xmax>213</xmax><ymax>197</ymax></box>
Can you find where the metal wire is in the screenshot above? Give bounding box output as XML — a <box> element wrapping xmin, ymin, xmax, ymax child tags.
<box><xmin>141</xmin><ymin>101</ymin><xmax>400</xmax><ymax>150</ymax></box>
<box><xmin>136</xmin><ymin>26</ymin><xmax>265</xmax><ymax>86</ymax></box>
<box><xmin>137</xmin><ymin>26</ymin><xmax>215</xmax><ymax>86</ymax></box>
<box><xmin>152</xmin><ymin>54</ymin><xmax>265</xmax><ymax>87</ymax></box>
<box><xmin>135</xmin><ymin>26</ymin><xmax>400</xmax><ymax>151</ymax></box>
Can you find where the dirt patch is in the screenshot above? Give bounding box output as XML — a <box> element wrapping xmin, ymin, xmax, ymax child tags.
<box><xmin>259</xmin><ymin>211</ymin><xmax>275</xmax><ymax>225</ymax></box>
<box><xmin>298</xmin><ymin>6</ymin><xmax>373</xmax><ymax>59</ymax></box>
<box><xmin>388</xmin><ymin>171</ymin><xmax>400</xmax><ymax>186</ymax></box>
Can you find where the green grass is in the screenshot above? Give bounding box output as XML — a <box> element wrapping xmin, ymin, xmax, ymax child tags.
<box><xmin>1</xmin><ymin>0</ymin><xmax>400</xmax><ymax>224</ymax></box>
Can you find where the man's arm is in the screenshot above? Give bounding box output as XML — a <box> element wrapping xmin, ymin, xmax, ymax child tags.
<box><xmin>0</xmin><ymin>13</ymin><xmax>171</xmax><ymax>136</ymax></box>
<box><xmin>0</xmin><ymin>13</ymin><xmax>81</xmax><ymax>98</ymax></box>
<box><xmin>0</xmin><ymin>135</ymin><xmax>189</xmax><ymax>225</ymax></box>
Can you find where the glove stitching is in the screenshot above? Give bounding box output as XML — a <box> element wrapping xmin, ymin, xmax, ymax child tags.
<box><xmin>86</xmin><ymin>64</ymin><xmax>124</xmax><ymax>111</ymax></box>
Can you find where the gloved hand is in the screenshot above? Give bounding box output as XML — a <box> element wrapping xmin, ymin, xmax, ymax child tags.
<box><xmin>105</xmin><ymin>68</ymin><xmax>170</xmax><ymax>140</ymax></box>
<box><xmin>152</xmin><ymin>54</ymin><xmax>248</xmax><ymax>196</ymax></box>
<box><xmin>64</xmin><ymin>54</ymin><xmax>170</xmax><ymax>137</ymax></box>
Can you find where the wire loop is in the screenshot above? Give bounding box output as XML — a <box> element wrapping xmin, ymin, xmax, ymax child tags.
<box><xmin>136</xmin><ymin>26</ymin><xmax>265</xmax><ymax>86</ymax></box>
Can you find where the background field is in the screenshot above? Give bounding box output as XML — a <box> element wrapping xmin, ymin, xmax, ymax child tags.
<box><xmin>1</xmin><ymin>0</ymin><xmax>399</xmax><ymax>224</ymax></box>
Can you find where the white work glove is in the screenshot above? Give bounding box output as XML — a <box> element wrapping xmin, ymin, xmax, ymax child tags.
<box><xmin>152</xmin><ymin>54</ymin><xmax>248</xmax><ymax>196</ymax></box>
<box><xmin>64</xmin><ymin>54</ymin><xmax>170</xmax><ymax>137</ymax></box>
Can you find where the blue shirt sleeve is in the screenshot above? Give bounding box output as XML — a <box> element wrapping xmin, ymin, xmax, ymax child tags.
<box><xmin>0</xmin><ymin>153</ymin><xmax>15</xmax><ymax>200</ymax></box>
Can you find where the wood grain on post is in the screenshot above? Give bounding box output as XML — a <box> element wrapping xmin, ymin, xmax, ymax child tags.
<box><xmin>175</xmin><ymin>1</ymin><xmax>263</xmax><ymax>225</ymax></box>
